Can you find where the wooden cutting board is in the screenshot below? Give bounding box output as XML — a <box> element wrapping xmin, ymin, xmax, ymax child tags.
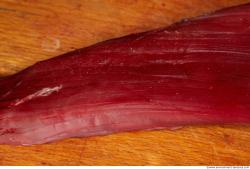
<box><xmin>1</xmin><ymin>0</ymin><xmax>250</xmax><ymax>166</ymax></box>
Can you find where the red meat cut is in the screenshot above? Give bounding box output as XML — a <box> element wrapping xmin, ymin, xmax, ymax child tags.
<box><xmin>1</xmin><ymin>3</ymin><xmax>250</xmax><ymax>145</ymax></box>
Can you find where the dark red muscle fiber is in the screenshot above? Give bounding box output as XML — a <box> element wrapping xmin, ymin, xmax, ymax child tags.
<box><xmin>1</xmin><ymin>4</ymin><xmax>250</xmax><ymax>145</ymax></box>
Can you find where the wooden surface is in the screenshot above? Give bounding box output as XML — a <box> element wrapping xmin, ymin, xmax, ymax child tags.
<box><xmin>1</xmin><ymin>0</ymin><xmax>250</xmax><ymax>166</ymax></box>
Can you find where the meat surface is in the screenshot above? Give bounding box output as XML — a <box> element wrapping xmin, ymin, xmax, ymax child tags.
<box><xmin>1</xmin><ymin>3</ymin><xmax>250</xmax><ymax>145</ymax></box>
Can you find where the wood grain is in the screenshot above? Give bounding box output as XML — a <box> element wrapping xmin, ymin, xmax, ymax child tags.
<box><xmin>0</xmin><ymin>0</ymin><xmax>250</xmax><ymax>166</ymax></box>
